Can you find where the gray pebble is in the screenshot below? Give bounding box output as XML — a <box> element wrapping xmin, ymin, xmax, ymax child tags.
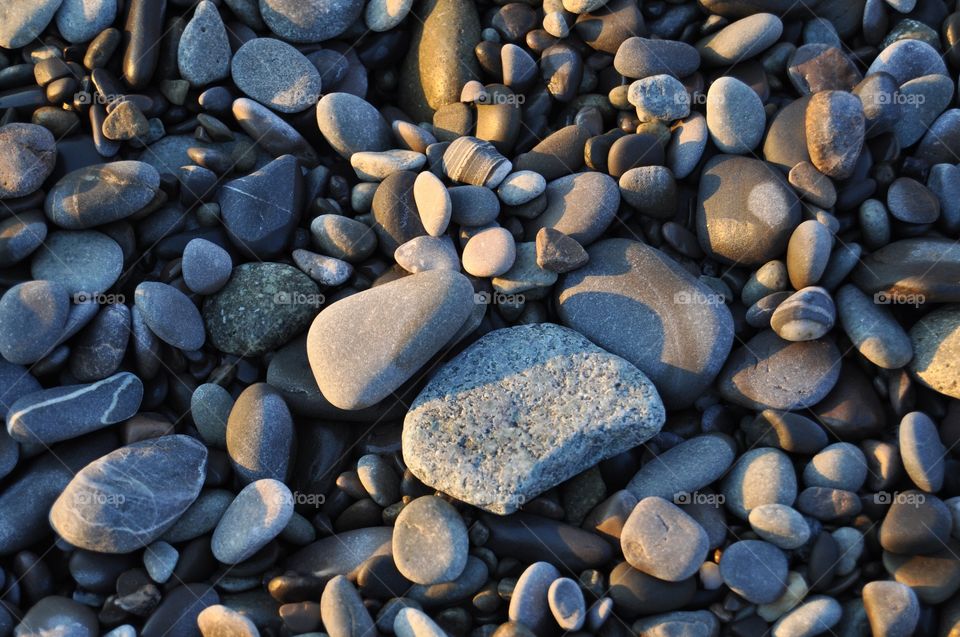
<box><xmin>770</xmin><ymin>286</ymin><xmax>835</xmax><ymax>342</ymax></box>
<box><xmin>393</xmin><ymin>496</ymin><xmax>469</xmax><ymax>585</ymax></box>
<box><xmin>178</xmin><ymin>0</ymin><xmax>231</xmax><ymax>87</ymax></box>
<box><xmin>182</xmin><ymin>238</ymin><xmax>232</xmax><ymax>295</ymax></box>
<box><xmin>144</xmin><ymin>541</ymin><xmax>178</xmax><ymax>583</ymax></box>
<box><xmin>707</xmin><ymin>76</ymin><xmax>765</xmax><ymax>154</ymax></box>
<box><xmin>835</xmin><ymin>284</ymin><xmax>912</xmax><ymax>369</ymax></box>
<box><xmin>899</xmin><ymin>411</ymin><xmax>946</xmax><ymax>493</ymax></box>
<box><xmin>0</xmin><ymin>123</ymin><xmax>56</xmax><ymax>199</ymax></box>
<box><xmin>772</xmin><ymin>595</ymin><xmax>843</xmax><ymax>637</ymax></box>
<box><xmin>231</xmin><ymin>38</ymin><xmax>322</xmax><ymax>113</ymax></box>
<box><xmin>628</xmin><ymin>74</ymin><xmax>690</xmax><ymax>122</ymax></box>
<box><xmin>862</xmin><ymin>580</ymin><xmax>920</xmax><ymax>637</ymax></box>
<box><xmin>508</xmin><ymin>561</ymin><xmax>560</xmax><ymax>634</ymax></box>
<box><xmin>803</xmin><ymin>442</ymin><xmax>867</xmax><ymax>491</ymax></box>
<box><xmin>749</xmin><ymin>503</ymin><xmax>811</xmax><ymax>549</ymax></box>
<box><xmin>697</xmin><ymin>13</ymin><xmax>783</xmax><ymax>65</ymax></box>
<box><xmin>621</xmin><ymin>496</ymin><xmax>709</xmax><ymax>582</ymax></box>
<box><xmin>321</xmin><ymin>575</ymin><xmax>376</xmax><ymax>637</ymax></box>
<box><xmin>134</xmin><ymin>282</ymin><xmax>205</xmax><ymax>351</ymax></box>
<box><xmin>261</xmin><ymin>0</ymin><xmax>362</xmax><ymax>43</ymax></box>
<box><xmin>721</xmin><ymin>447</ymin><xmax>797</xmax><ymax>519</ymax></box>
<box><xmin>0</xmin><ymin>280</ymin><xmax>68</xmax><ymax>364</ymax></box>
<box><xmin>212</xmin><ymin>479</ymin><xmax>294</xmax><ymax>564</ymax></box>
<box><xmin>547</xmin><ymin>577</ymin><xmax>585</xmax><ymax>631</ymax></box>
<box><xmin>719</xmin><ymin>539</ymin><xmax>789</xmax><ymax>604</ymax></box>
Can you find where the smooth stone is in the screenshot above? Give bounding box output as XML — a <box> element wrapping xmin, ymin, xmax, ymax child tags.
<box><xmin>621</xmin><ymin>496</ymin><xmax>709</xmax><ymax>582</ymax></box>
<box><xmin>887</xmin><ymin>176</ymin><xmax>940</xmax><ymax>224</ymax></box>
<box><xmin>144</xmin><ymin>540</ymin><xmax>178</xmax><ymax>583</ymax></box>
<box><xmin>927</xmin><ymin>163</ymin><xmax>960</xmax><ymax>232</ymax></box>
<box><xmin>910</xmin><ymin>305</ymin><xmax>960</xmax><ymax>399</ymax></box>
<box><xmin>718</xmin><ymin>330</ymin><xmax>840</xmax><ymax>410</ymax></box>
<box><xmin>865</xmin><ymin>39</ymin><xmax>948</xmax><ymax>85</ymax></box>
<box><xmin>899</xmin><ymin>411</ymin><xmax>947</xmax><ymax>493</ymax></box>
<box><xmin>498</xmin><ymin>171</ymin><xmax>546</xmax><ymax>206</ymax></box>
<box><xmin>491</xmin><ymin>241</ymin><xmax>558</xmax><ymax>295</ymax></box>
<box><xmin>352</xmin><ymin>150</ymin><xmax>425</xmax><ymax>181</ymax></box>
<box><xmin>261</xmin><ymin>0</ymin><xmax>361</xmax><ymax>42</ymax></box>
<box><xmin>393</xmin><ymin>496</ymin><xmax>468</xmax><ymax>585</ymax></box>
<box><xmin>290</xmin><ymin>527</ymin><xmax>393</xmax><ymax>579</ymax></box>
<box><xmin>233</xmin><ymin>98</ymin><xmax>318</xmax><ymax>165</ymax></box>
<box><xmin>321</xmin><ymin>576</ymin><xmax>376</xmax><ymax>637</ymax></box>
<box><xmin>307</xmin><ymin>269</ymin><xmax>474</xmax><ymax>410</ymax></box>
<box><xmin>0</xmin><ymin>0</ymin><xmax>63</xmax><ymax>49</ymax></box>
<box><xmin>667</xmin><ymin>113</ymin><xmax>708</xmax><ymax>179</ymax></box>
<box><xmin>854</xmin><ymin>72</ymin><xmax>901</xmax><ymax>136</ymax></box>
<box><xmin>365</xmin><ymin>0</ymin><xmax>413</xmax><ymax>31</ymax></box>
<box><xmin>310</xmin><ymin>214</ymin><xmax>377</xmax><ymax>263</ymax></box>
<box><xmin>524</xmin><ymin>172</ymin><xmax>619</xmax><ymax>245</ymax></box>
<box><xmin>0</xmin><ymin>280</ymin><xmax>68</xmax><ymax>364</ymax></box>
<box><xmin>880</xmin><ymin>492</ymin><xmax>951</xmax><ymax>555</ymax></box>
<box><xmin>548</xmin><ymin>578</ymin><xmax>586</xmax><ymax>631</ymax></box>
<box><xmin>744</xmin><ymin>410</ymin><xmax>828</xmax><ymax>455</ymax></box>
<box><xmin>854</xmin><ymin>238</ymin><xmax>960</xmax><ymax>303</ymax></box>
<box><xmin>443</xmin><ymin>136</ymin><xmax>512</xmax><ymax>188</ymax></box>
<box><xmin>399</xmin><ymin>0</ymin><xmax>481</xmax><ymax>122</ymax></box>
<box><xmin>141</xmin><ymin>584</ymin><xmax>219</xmax><ymax>637</ymax></box>
<box><xmin>0</xmin><ymin>211</ymin><xmax>46</xmax><ymax>267</ymax></box>
<box><xmin>719</xmin><ymin>540</ymin><xmax>789</xmax><ymax>604</ymax></box>
<box><xmin>787</xmin><ymin>44</ymin><xmax>862</xmax><ymax>94</ymax></box>
<box><xmin>557</xmin><ymin>238</ymin><xmax>734</xmax><ymax>408</ymax></box>
<box><xmin>413</xmin><ymin>170</ymin><xmax>451</xmax><ymax>236</ymax></box>
<box><xmin>721</xmin><ymin>447</ymin><xmax>798</xmax><ymax>519</ymax></box>
<box><xmin>862</xmin><ymin>581</ymin><xmax>920</xmax><ymax>637</ymax></box>
<box><xmin>50</xmin><ymin>435</ymin><xmax>207</xmax><ymax>553</ymax></box>
<box><xmin>292</xmin><ymin>249</ymin><xmax>353</xmax><ymax>285</ymax></box>
<box><xmin>7</xmin><ymin>372</ymin><xmax>142</xmax><ymax>445</ymax></box>
<box><xmin>203</xmin><ymin>262</ymin><xmax>320</xmax><ymax>356</ymax></box>
<box><xmin>134</xmin><ymin>282</ymin><xmax>205</xmax><ymax>351</ymax></box>
<box><xmin>372</xmin><ymin>170</ymin><xmax>428</xmax><ymax>254</ymax></box>
<box><xmin>45</xmin><ymin>161</ymin><xmax>160</xmax><ymax>229</ymax></box>
<box><xmin>812</xmin><ymin>363</ymin><xmax>885</xmax><ymax>440</ymax></box>
<box><xmin>449</xmin><ymin>185</ymin><xmax>500</xmax><ymax>226</ymax></box>
<box><xmin>394</xmin><ymin>607</ymin><xmax>445</xmax><ymax>637</ymax></box>
<box><xmin>404</xmin><ymin>324</ymin><xmax>665</xmax><ymax>514</ymax></box>
<box><xmin>632</xmin><ymin>611</ymin><xmax>720</xmax><ymax>637</ymax></box>
<box><xmin>749</xmin><ymin>504</ymin><xmax>810</xmax><ymax>549</ymax></box>
<box><xmin>626</xmin><ymin>433</ymin><xmax>736</xmax><ymax>502</ymax></box>
<box><xmin>508</xmin><ymin>561</ymin><xmax>560</xmax><ymax>634</ymax></box>
<box><xmin>770</xmin><ymin>287</ymin><xmax>835</xmax><ymax>341</ymax></box>
<box><xmin>356</xmin><ymin>454</ymin><xmax>399</xmax><ymax>507</ymax></box>
<box><xmin>183</xmin><ymin>238</ymin><xmax>232</xmax><ymax>295</ymax></box>
<box><xmin>805</xmin><ymin>90</ymin><xmax>864</xmax><ymax>180</ymax></box>
<box><xmin>696</xmin><ymin>154</ymin><xmax>801</xmax><ymax>265</ymax></box>
<box><xmin>894</xmin><ymin>74</ymin><xmax>954</xmax><ymax>147</ymax></box>
<box><xmin>231</xmin><ymin>38</ymin><xmax>322</xmax><ymax>114</ymax></box>
<box><xmin>513</xmin><ymin>125</ymin><xmax>589</xmax><ymax>181</ymax></box>
<box><xmin>164</xmin><ymin>489</ymin><xmax>233</xmax><ymax>542</ymax></box>
<box><xmin>55</xmin><ymin>299</ymin><xmax>128</xmax><ymax>377</ymax></box>
<box><xmin>212</xmin><ymin>479</ymin><xmax>294</xmax><ymax>564</ymax></box>
<box><xmin>0</xmin><ymin>123</ymin><xmax>56</xmax><ymax>199</ymax></box>
<box><xmin>772</xmin><ymin>596</ymin><xmax>842</xmax><ymax>637</ymax></box>
<box><xmin>406</xmin><ymin>555</ymin><xmax>488</xmax><ymax>607</ymax></box>
<box><xmin>31</xmin><ymin>230</ymin><xmax>123</xmax><ymax>296</ymax></box>
<box><xmin>178</xmin><ymin>0</ymin><xmax>231</xmax><ymax>87</ymax></box>
<box><xmin>707</xmin><ymin>76</ymin><xmax>765</xmax><ymax>154</ymax></box>
<box><xmin>789</xmin><ymin>161</ymin><xmax>836</xmax><ymax>208</ymax></box>
<box><xmin>198</xmin><ymin>605</ymin><xmax>260</xmax><ymax>637</ymax></box>
<box><xmin>573</xmin><ymin>0</ymin><xmax>644</xmax><ymax>55</ymax></box>
<box><xmin>535</xmin><ymin>227</ymin><xmax>588</xmax><ymax>273</ymax></box>
<box><xmin>803</xmin><ymin>442</ymin><xmax>867</xmax><ymax>491</ymax></box>
<box><xmin>14</xmin><ymin>597</ymin><xmax>97</xmax><ymax>637</ymax></box>
<box><xmin>627</xmin><ymin>74</ymin><xmax>690</xmax><ymax>122</ymax></box>
<box><xmin>614</xmin><ymin>37</ymin><xmax>700</xmax><ymax>79</ymax></box>
<box><xmin>226</xmin><ymin>383</ymin><xmax>295</xmax><ymax>484</ymax></box>
<box><xmin>394</xmin><ymin>235</ymin><xmax>460</xmax><ymax>273</ymax></box>
<box><xmin>608</xmin><ymin>561</ymin><xmax>696</xmax><ymax>617</ymax></box>
<box><xmin>697</xmin><ymin>13</ymin><xmax>783</xmax><ymax>66</ymax></box>
<box><xmin>883</xmin><ymin>541</ymin><xmax>960</xmax><ymax>604</ymax></box>
<box><xmin>462</xmin><ymin>227</ymin><xmax>516</xmax><ymax>277</ymax></box>
<box><xmin>618</xmin><ymin>165</ymin><xmax>677</xmax><ymax>219</ymax></box>
<box><xmin>56</xmin><ymin>0</ymin><xmax>116</xmax><ymax>43</ymax></box>
<box><xmin>763</xmin><ymin>95</ymin><xmax>812</xmax><ymax>171</ymax></box>
<box><xmin>0</xmin><ymin>360</ymin><xmax>40</xmax><ymax>423</ymax></box>
<box><xmin>316</xmin><ymin>93</ymin><xmax>392</xmax><ymax>159</ymax></box>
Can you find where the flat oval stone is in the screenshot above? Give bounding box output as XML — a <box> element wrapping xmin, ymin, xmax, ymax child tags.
<box><xmin>697</xmin><ymin>13</ymin><xmax>783</xmax><ymax>66</ymax></box>
<box><xmin>763</xmin><ymin>95</ymin><xmax>812</xmax><ymax>171</ymax></box>
<box><xmin>142</xmin><ymin>584</ymin><xmax>219</xmax><ymax>637</ymax></box>
<box><xmin>910</xmin><ymin>305</ymin><xmax>960</xmax><ymax>399</ymax></box>
<box><xmin>788</xmin><ymin>44</ymin><xmax>862</xmax><ymax>94</ymax></box>
<box><xmin>393</xmin><ymin>495</ymin><xmax>468</xmax><ymax>585</ymax></box>
<box><xmin>805</xmin><ymin>90</ymin><xmax>865</xmax><ymax>180</ymax></box>
<box><xmin>134</xmin><ymin>282</ymin><xmax>205</xmax><ymax>351</ymax></box>
<box><xmin>212</xmin><ymin>479</ymin><xmax>294</xmax><ymax>564</ymax></box>
<box><xmin>45</xmin><ymin>161</ymin><xmax>160</xmax><ymax>229</ymax></box>
<box><xmin>462</xmin><ymin>227</ymin><xmax>515</xmax><ymax>277</ymax></box>
<box><xmin>177</xmin><ymin>0</ymin><xmax>230</xmax><ymax>87</ymax></box>
<box><xmin>614</xmin><ymin>36</ymin><xmax>700</xmax><ymax>79</ymax></box>
<box><xmin>0</xmin><ymin>123</ymin><xmax>56</xmax><ymax>199</ymax></box>
<box><xmin>899</xmin><ymin>411</ymin><xmax>946</xmax><ymax>493</ymax></box>
<box><xmin>310</xmin><ymin>214</ymin><xmax>378</xmax><ymax>262</ymax></box>
<box><xmin>394</xmin><ymin>607</ymin><xmax>445</xmax><ymax>637</ymax></box>
<box><xmin>883</xmin><ymin>542</ymin><xmax>960</xmax><ymax>605</ymax></box>
<box><xmin>854</xmin><ymin>238</ymin><xmax>960</xmax><ymax>303</ymax></box>
<box><xmin>289</xmin><ymin>527</ymin><xmax>394</xmax><ymax>579</ymax></box>
<box><xmin>56</xmin><ymin>0</ymin><xmax>116</xmax><ymax>43</ymax></box>
<box><xmin>787</xmin><ymin>220</ymin><xmax>836</xmax><ymax>291</ymax></box>
<box><xmin>721</xmin><ymin>447</ymin><xmax>797</xmax><ymax>519</ymax></box>
<box><xmin>0</xmin><ymin>280</ymin><xmax>69</xmax><ymax>364</ymax></box>
<box><xmin>718</xmin><ymin>330</ymin><xmax>840</xmax><ymax>410</ymax></box>
<box><xmin>14</xmin><ymin>597</ymin><xmax>98</xmax><ymax>637</ymax></box>
<box><xmin>372</xmin><ymin>170</ymin><xmax>428</xmax><ymax>254</ymax></box>
<box><xmin>748</xmin><ymin>503</ymin><xmax>810</xmax><ymax>549</ymax></box>
<box><xmin>772</xmin><ymin>596</ymin><xmax>842</xmax><ymax>637</ymax></box>
<box><xmin>803</xmin><ymin>442</ymin><xmax>867</xmax><ymax>491</ymax></box>
<box><xmin>547</xmin><ymin>578</ymin><xmax>586</xmax><ymax>631</ymax></box>
<box><xmin>322</xmin><ymin>575</ymin><xmax>377</xmax><ymax>637</ymax></box>
<box><xmin>744</xmin><ymin>409</ymin><xmax>828</xmax><ymax>454</ymax></box>
<box><xmin>835</xmin><ymin>284</ymin><xmax>912</xmax><ymax>369</ymax></box>
<box><xmin>316</xmin><ymin>93</ymin><xmax>392</xmax><ymax>159</ymax></box>
<box><xmin>231</xmin><ymin>38</ymin><xmax>322</xmax><ymax>113</ymax></box>
<box><xmin>449</xmin><ymin>185</ymin><xmax>500</xmax><ymax>226</ymax></box>
<box><xmin>627</xmin><ymin>74</ymin><xmax>690</xmax><ymax>122</ymax></box>
<box><xmin>394</xmin><ymin>235</ymin><xmax>459</xmax><ymax>273</ymax></box>
<box><xmin>7</xmin><ymin>372</ymin><xmax>142</xmax><ymax>445</ymax></box>
<box><xmin>509</xmin><ymin>561</ymin><xmax>560</xmax><ymax>634</ymax></box>
<box><xmin>50</xmin><ymin>435</ymin><xmax>207</xmax><ymax>553</ymax></box>
<box><xmin>308</xmin><ymin>269</ymin><xmax>474</xmax><ymax>410</ymax></box>
<box><xmin>198</xmin><ymin>605</ymin><xmax>260</xmax><ymax>637</ymax></box>
<box><xmin>667</xmin><ymin>113</ymin><xmax>708</xmax><ymax>179</ymax></box>
<box><xmin>261</xmin><ymin>0</ymin><xmax>362</xmax><ymax>42</ymax></box>
<box><xmin>707</xmin><ymin>76</ymin><xmax>765</xmax><ymax>154</ymax></box>
<box><xmin>894</xmin><ymin>74</ymin><xmax>954</xmax><ymax>147</ymax></box>
<box><xmin>557</xmin><ymin>238</ymin><xmax>733</xmax><ymax>408</ymax></box>
<box><xmin>608</xmin><ymin>561</ymin><xmax>696</xmax><ymax>617</ymax></box>
<box><xmin>182</xmin><ymin>238</ymin><xmax>232</xmax><ymax>295</ymax></box>
<box><xmin>203</xmin><ymin>262</ymin><xmax>320</xmax><ymax>356</ymax></box>
<box><xmin>404</xmin><ymin>324</ymin><xmax>665</xmax><ymax>514</ymax></box>
<box><xmin>626</xmin><ymin>433</ymin><xmax>736</xmax><ymax>501</ymax></box>
<box><xmin>862</xmin><ymin>581</ymin><xmax>920</xmax><ymax>637</ymax></box>
<box><xmin>31</xmin><ymin>230</ymin><xmax>123</xmax><ymax>296</ymax></box>
<box><xmin>0</xmin><ymin>0</ymin><xmax>63</xmax><ymax>49</ymax></box>
<box><xmin>719</xmin><ymin>540</ymin><xmax>789</xmax><ymax>604</ymax></box>
<box><xmin>621</xmin><ymin>496</ymin><xmax>709</xmax><ymax>582</ymax></box>
<box><xmin>696</xmin><ymin>155</ymin><xmax>801</xmax><ymax>265</ymax></box>
<box><xmin>0</xmin><ymin>211</ymin><xmax>46</xmax><ymax>267</ymax></box>
<box><xmin>866</xmin><ymin>38</ymin><xmax>948</xmax><ymax>85</ymax></box>
<box><xmin>770</xmin><ymin>286</ymin><xmax>835</xmax><ymax>341</ymax></box>
<box><xmin>880</xmin><ymin>491</ymin><xmax>951</xmax><ymax>555</ymax></box>
<box><xmin>226</xmin><ymin>382</ymin><xmax>295</xmax><ymax>483</ymax></box>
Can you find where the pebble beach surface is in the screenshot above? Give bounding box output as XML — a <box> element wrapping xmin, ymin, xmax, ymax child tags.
<box><xmin>0</xmin><ymin>0</ymin><xmax>959</xmax><ymax>636</ymax></box>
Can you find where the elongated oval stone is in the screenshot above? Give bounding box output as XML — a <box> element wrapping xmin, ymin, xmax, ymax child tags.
<box><xmin>44</xmin><ymin>161</ymin><xmax>160</xmax><ymax>229</ymax></box>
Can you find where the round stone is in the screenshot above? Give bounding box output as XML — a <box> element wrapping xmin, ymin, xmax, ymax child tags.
<box><xmin>887</xmin><ymin>177</ymin><xmax>940</xmax><ymax>224</ymax></box>
<box><xmin>524</xmin><ymin>172</ymin><xmax>620</xmax><ymax>245</ymax></box>
<box><xmin>627</xmin><ymin>74</ymin><xmax>690</xmax><ymax>122</ymax></box>
<box><xmin>14</xmin><ymin>597</ymin><xmax>98</xmax><ymax>637</ymax></box>
<box><xmin>45</xmin><ymin>161</ymin><xmax>160</xmax><ymax>229</ymax></box>
<box><xmin>365</xmin><ymin>0</ymin><xmax>413</xmax><ymax>31</ymax></box>
<box><xmin>212</xmin><ymin>479</ymin><xmax>294</xmax><ymax>564</ymax></box>
<box><xmin>547</xmin><ymin>578</ymin><xmax>586</xmax><ymax>631</ymax></box>
<box><xmin>56</xmin><ymin>0</ymin><xmax>116</xmax><ymax>43</ymax></box>
<box><xmin>393</xmin><ymin>496</ymin><xmax>469</xmax><ymax>585</ymax></box>
<box><xmin>862</xmin><ymin>581</ymin><xmax>920</xmax><ymax>637</ymax></box>
<box><xmin>772</xmin><ymin>596</ymin><xmax>843</xmax><ymax>637</ymax></box>
<box><xmin>621</xmin><ymin>496</ymin><xmax>709</xmax><ymax>582</ymax></box>
<box><xmin>316</xmin><ymin>93</ymin><xmax>392</xmax><ymax>159</ymax></box>
<box><xmin>261</xmin><ymin>0</ymin><xmax>363</xmax><ymax>43</ymax></box>
<box><xmin>667</xmin><ymin>113</ymin><xmax>709</xmax><ymax>179</ymax></box>
<box><xmin>462</xmin><ymin>227</ymin><xmax>516</xmax><ymax>277</ymax></box>
<box><xmin>748</xmin><ymin>504</ymin><xmax>810</xmax><ymax>549</ymax></box>
<box><xmin>614</xmin><ymin>36</ymin><xmax>701</xmax><ymax>79</ymax></box>
<box><xmin>626</xmin><ymin>433</ymin><xmax>736</xmax><ymax>502</ymax></box>
<box><xmin>910</xmin><ymin>305</ymin><xmax>960</xmax><ymax>399</ymax></box>
<box><xmin>310</xmin><ymin>214</ymin><xmax>377</xmax><ymax>263</ymax></box>
<box><xmin>0</xmin><ymin>123</ymin><xmax>56</xmax><ymax>199</ymax></box>
<box><xmin>865</xmin><ymin>39</ymin><xmax>948</xmax><ymax>85</ymax></box>
<box><xmin>805</xmin><ymin>90</ymin><xmax>865</xmax><ymax>179</ymax></box>
<box><xmin>697</xmin><ymin>13</ymin><xmax>783</xmax><ymax>65</ymax></box>
<box><xmin>31</xmin><ymin>230</ymin><xmax>123</xmax><ymax>297</ymax></box>
<box><xmin>721</xmin><ymin>447</ymin><xmax>797</xmax><ymax>520</ymax></box>
<box><xmin>197</xmin><ymin>605</ymin><xmax>260</xmax><ymax>637</ymax></box>
<box><xmin>231</xmin><ymin>38</ymin><xmax>322</xmax><ymax>113</ymax></box>
<box><xmin>0</xmin><ymin>0</ymin><xmax>62</xmax><ymax>49</ymax></box>
<box><xmin>770</xmin><ymin>286</ymin><xmax>835</xmax><ymax>342</ymax></box>
<box><xmin>880</xmin><ymin>492</ymin><xmax>952</xmax><ymax>555</ymax></box>
<box><xmin>706</xmin><ymin>76</ymin><xmax>765</xmax><ymax>154</ymax></box>
<box><xmin>134</xmin><ymin>282</ymin><xmax>206</xmax><ymax>351</ymax></box>
<box><xmin>190</xmin><ymin>383</ymin><xmax>233</xmax><ymax>448</ymax></box>
<box><xmin>0</xmin><ymin>280</ymin><xmax>69</xmax><ymax>365</ymax></box>
<box><xmin>182</xmin><ymin>238</ymin><xmax>232</xmax><ymax>295</ymax></box>
<box><xmin>899</xmin><ymin>411</ymin><xmax>947</xmax><ymax>493</ymax></box>
<box><xmin>226</xmin><ymin>382</ymin><xmax>295</xmax><ymax>484</ymax></box>
<box><xmin>394</xmin><ymin>235</ymin><xmax>460</xmax><ymax>273</ymax></box>
<box><xmin>803</xmin><ymin>442</ymin><xmax>867</xmax><ymax>491</ymax></box>
<box><xmin>498</xmin><ymin>170</ymin><xmax>546</xmax><ymax>206</ymax></box>
<box><xmin>835</xmin><ymin>284</ymin><xmax>913</xmax><ymax>369</ymax></box>
<box><xmin>413</xmin><ymin>170</ymin><xmax>451</xmax><ymax>237</ymax></box>
<box><xmin>509</xmin><ymin>561</ymin><xmax>561</xmax><ymax>633</ymax></box>
<box><xmin>719</xmin><ymin>540</ymin><xmax>789</xmax><ymax>604</ymax></box>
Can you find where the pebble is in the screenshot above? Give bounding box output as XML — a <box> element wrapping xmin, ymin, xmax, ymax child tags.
<box><xmin>788</xmin><ymin>161</ymin><xmax>836</xmax><ymax>208</ymax></box>
<box><xmin>788</xmin><ymin>45</ymin><xmax>861</xmax><ymax>95</ymax></box>
<box><xmin>626</xmin><ymin>433</ymin><xmax>736</xmax><ymax>502</ymax></box>
<box><xmin>0</xmin><ymin>0</ymin><xmax>62</xmax><ymax>49</ymax></box>
<box><xmin>557</xmin><ymin>238</ymin><xmax>734</xmax><ymax>408</ymax></box>
<box><xmin>203</xmin><ymin>262</ymin><xmax>320</xmax><ymax>356</ymax></box>
<box><xmin>352</xmin><ymin>150</ymin><xmax>425</xmax><ymax>181</ymax></box>
<box><xmin>316</xmin><ymin>93</ymin><xmax>392</xmax><ymax>159</ymax></box>
<box><xmin>910</xmin><ymin>305</ymin><xmax>960</xmax><ymax>399</ymax></box>
<box><xmin>899</xmin><ymin>411</ymin><xmax>946</xmax><ymax>493</ymax></box>
<box><xmin>198</xmin><ymin>605</ymin><xmax>260</xmax><ymax>637</ymax></box>
<box><xmin>394</xmin><ymin>607</ymin><xmax>446</xmax><ymax>637</ymax></box>
<box><xmin>803</xmin><ymin>442</ymin><xmax>867</xmax><ymax>491</ymax></box>
<box><xmin>394</xmin><ymin>235</ymin><xmax>460</xmax><ymax>273</ymax></box>
<box><xmin>697</xmin><ymin>155</ymin><xmax>800</xmax><ymax>265</ymax></box>
<box><xmin>0</xmin><ymin>211</ymin><xmax>46</xmax><ymax>267</ymax></box>
<box><xmin>393</xmin><ymin>496</ymin><xmax>468</xmax><ymax>585</ymax></box>
<box><xmin>49</xmin><ymin>435</ymin><xmax>207</xmax><ymax>553</ymax></box>
<box><xmin>749</xmin><ymin>504</ymin><xmax>810</xmax><ymax>549</ymax></box>
<box><xmin>134</xmin><ymin>282</ymin><xmax>205</xmax><ymax>351</ymax></box>
<box><xmin>621</xmin><ymin>496</ymin><xmax>709</xmax><ymax>582</ymax></box>
<box><xmin>834</xmin><ymin>283</ymin><xmax>912</xmax><ymax>369</ymax></box>
<box><xmin>547</xmin><ymin>578</ymin><xmax>585</xmax><ymax>631</ymax></box>
<box><xmin>805</xmin><ymin>90</ymin><xmax>865</xmax><ymax>180</ymax></box>
<box><xmin>618</xmin><ymin>165</ymin><xmax>677</xmax><ymax>219</ymax></box>
<box><xmin>770</xmin><ymin>287</ymin><xmax>835</xmax><ymax>341</ymax></box>
<box><xmin>14</xmin><ymin>596</ymin><xmax>98</xmax><ymax>637</ymax></box>
<box><xmin>719</xmin><ymin>540</ymin><xmax>790</xmax><ymax>604</ymax></box>
<box><xmin>718</xmin><ymin>330</ymin><xmax>840</xmax><ymax>411</ymax></box>
<box><xmin>627</xmin><ymin>74</ymin><xmax>690</xmax><ymax>122</ymax></box>
<box><xmin>412</xmin><ymin>170</ymin><xmax>451</xmax><ymax>236</ymax></box>
<box><xmin>144</xmin><ymin>540</ymin><xmax>178</xmax><ymax>583</ymax></box>
<box><xmin>356</xmin><ymin>454</ymin><xmax>399</xmax><ymax>507</ymax></box>
<box><xmin>261</xmin><ymin>0</ymin><xmax>361</xmax><ymax>42</ymax></box>
<box><xmin>406</xmin><ymin>323</ymin><xmax>664</xmax><ymax>514</ymax></box>
<box><xmin>307</xmin><ymin>269</ymin><xmax>474</xmax><ymax>409</ymax></box>
<box><xmin>182</xmin><ymin>238</ymin><xmax>232</xmax><ymax>295</ymax></box>
<box><xmin>633</xmin><ymin>611</ymin><xmax>719</xmax><ymax>637</ymax></box>
<box><xmin>231</xmin><ymin>38</ymin><xmax>322</xmax><ymax>113</ymax></box>
<box><xmin>292</xmin><ymin>249</ymin><xmax>353</xmax><ymax>285</ymax></box>
<box><xmin>862</xmin><ymin>581</ymin><xmax>920</xmax><ymax>637</ymax></box>
<box><xmin>707</xmin><ymin>76</ymin><xmax>765</xmax><ymax>153</ymax></box>
<box><xmin>177</xmin><ymin>0</ymin><xmax>230</xmax><ymax>87</ymax></box>
<box><xmin>614</xmin><ymin>36</ymin><xmax>700</xmax><ymax>79</ymax></box>
<box><xmin>164</xmin><ymin>489</ymin><xmax>233</xmax><ymax>543</ymax></box>
<box><xmin>321</xmin><ymin>575</ymin><xmax>377</xmax><ymax>637</ymax></box>
<box><xmin>44</xmin><ymin>161</ymin><xmax>160</xmax><ymax>229</ymax></box>
<box><xmin>508</xmin><ymin>561</ymin><xmax>560</xmax><ymax>633</ymax></box>
<box><xmin>498</xmin><ymin>170</ymin><xmax>546</xmax><ymax>206</ymax></box>
<box><xmin>880</xmin><ymin>491</ymin><xmax>951</xmax><ymax>554</ymax></box>
<box><xmin>491</xmin><ymin>241</ymin><xmax>558</xmax><ymax>295</ymax></box>
<box><xmin>854</xmin><ymin>238</ymin><xmax>960</xmax><ymax>303</ymax></box>
<box><xmin>372</xmin><ymin>170</ymin><xmax>428</xmax><ymax>254</ymax></box>
<box><xmin>141</xmin><ymin>584</ymin><xmax>219</xmax><ymax>637</ymax></box>
<box><xmin>233</xmin><ymin>98</ymin><xmax>318</xmax><ymax>165</ymax></box>
<box><xmin>882</xmin><ymin>541</ymin><xmax>960</xmax><ymax>604</ymax></box>
<box><xmin>894</xmin><ymin>74</ymin><xmax>954</xmax><ymax>147</ymax></box>
<box><xmin>212</xmin><ymin>479</ymin><xmax>294</xmax><ymax>564</ymax></box>
<box><xmin>887</xmin><ymin>176</ymin><xmax>940</xmax><ymax>224</ymax></box>
<box><xmin>721</xmin><ymin>447</ymin><xmax>798</xmax><ymax>519</ymax></box>
<box><xmin>697</xmin><ymin>13</ymin><xmax>783</xmax><ymax>65</ymax></box>
<box><xmin>449</xmin><ymin>185</ymin><xmax>500</xmax><ymax>226</ymax></box>
<box><xmin>772</xmin><ymin>595</ymin><xmax>843</xmax><ymax>637</ymax></box>
<box><xmin>0</xmin><ymin>280</ymin><xmax>68</xmax><ymax>364</ymax></box>
<box><xmin>310</xmin><ymin>214</ymin><xmax>377</xmax><ymax>262</ymax></box>
<box><xmin>0</xmin><ymin>123</ymin><xmax>56</xmax><ymax>199</ymax></box>
<box><xmin>7</xmin><ymin>372</ymin><xmax>142</xmax><ymax>445</ymax></box>
<box><xmin>225</xmin><ymin>383</ymin><xmax>295</xmax><ymax>483</ymax></box>
<box><xmin>535</xmin><ymin>227</ymin><xmax>587</xmax><ymax>273</ymax></box>
<box><xmin>462</xmin><ymin>227</ymin><xmax>516</xmax><ymax>277</ymax></box>
<box><xmin>365</xmin><ymin>0</ymin><xmax>413</xmax><ymax>31</ymax></box>
<box><xmin>866</xmin><ymin>38</ymin><xmax>948</xmax><ymax>85</ymax></box>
